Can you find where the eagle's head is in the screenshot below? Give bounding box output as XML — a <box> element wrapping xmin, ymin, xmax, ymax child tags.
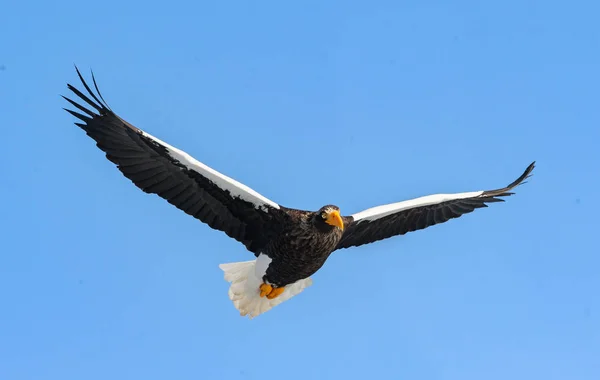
<box><xmin>314</xmin><ymin>205</ymin><xmax>344</xmax><ymax>231</ymax></box>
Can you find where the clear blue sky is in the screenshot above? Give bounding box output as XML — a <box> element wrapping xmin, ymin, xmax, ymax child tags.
<box><xmin>1</xmin><ymin>1</ymin><xmax>598</xmax><ymax>379</ymax></box>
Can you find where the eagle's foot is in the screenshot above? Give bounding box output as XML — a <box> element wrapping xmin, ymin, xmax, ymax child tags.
<box><xmin>259</xmin><ymin>283</ymin><xmax>272</xmax><ymax>297</ymax></box>
<box><xmin>267</xmin><ymin>286</ymin><xmax>285</xmax><ymax>299</ymax></box>
<box><xmin>259</xmin><ymin>283</ymin><xmax>285</xmax><ymax>299</ymax></box>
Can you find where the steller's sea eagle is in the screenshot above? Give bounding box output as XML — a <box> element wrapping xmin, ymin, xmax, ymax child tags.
<box><xmin>63</xmin><ymin>67</ymin><xmax>535</xmax><ymax>318</ymax></box>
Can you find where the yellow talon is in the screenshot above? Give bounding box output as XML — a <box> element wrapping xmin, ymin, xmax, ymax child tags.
<box><xmin>259</xmin><ymin>283</ymin><xmax>273</xmax><ymax>298</ymax></box>
<box><xmin>259</xmin><ymin>283</ymin><xmax>286</xmax><ymax>299</ymax></box>
<box><xmin>267</xmin><ymin>287</ymin><xmax>285</xmax><ymax>299</ymax></box>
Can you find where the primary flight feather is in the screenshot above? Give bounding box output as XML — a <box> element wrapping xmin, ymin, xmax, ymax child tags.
<box><xmin>63</xmin><ymin>67</ymin><xmax>535</xmax><ymax>318</ymax></box>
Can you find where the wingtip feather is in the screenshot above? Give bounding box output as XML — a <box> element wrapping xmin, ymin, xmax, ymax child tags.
<box><xmin>91</xmin><ymin>68</ymin><xmax>111</xmax><ymax>110</ymax></box>
<box><xmin>480</xmin><ymin>161</ymin><xmax>536</xmax><ymax>198</ymax></box>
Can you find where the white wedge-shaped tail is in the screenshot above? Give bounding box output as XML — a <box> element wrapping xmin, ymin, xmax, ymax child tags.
<box><xmin>219</xmin><ymin>254</ymin><xmax>313</xmax><ymax>318</ymax></box>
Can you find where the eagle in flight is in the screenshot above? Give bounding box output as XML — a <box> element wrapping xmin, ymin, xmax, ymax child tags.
<box><xmin>63</xmin><ymin>67</ymin><xmax>535</xmax><ymax>318</ymax></box>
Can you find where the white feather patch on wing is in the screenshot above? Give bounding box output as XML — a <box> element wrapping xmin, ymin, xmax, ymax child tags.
<box><xmin>352</xmin><ymin>191</ymin><xmax>484</xmax><ymax>222</ymax></box>
<box><xmin>219</xmin><ymin>254</ymin><xmax>313</xmax><ymax>318</ymax></box>
<box><xmin>139</xmin><ymin>130</ymin><xmax>280</xmax><ymax>212</ymax></box>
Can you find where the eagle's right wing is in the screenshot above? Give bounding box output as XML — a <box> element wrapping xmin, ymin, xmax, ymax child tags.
<box><xmin>63</xmin><ymin>67</ymin><xmax>288</xmax><ymax>255</ymax></box>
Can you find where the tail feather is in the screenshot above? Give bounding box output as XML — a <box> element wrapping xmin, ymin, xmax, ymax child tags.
<box><xmin>219</xmin><ymin>257</ymin><xmax>312</xmax><ymax>318</ymax></box>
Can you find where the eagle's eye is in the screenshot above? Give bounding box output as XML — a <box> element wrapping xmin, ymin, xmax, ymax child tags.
<box><xmin>321</xmin><ymin>212</ymin><xmax>327</xmax><ymax>219</ymax></box>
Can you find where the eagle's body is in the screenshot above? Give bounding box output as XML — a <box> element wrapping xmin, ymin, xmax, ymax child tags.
<box><xmin>63</xmin><ymin>67</ymin><xmax>535</xmax><ymax>318</ymax></box>
<box><xmin>263</xmin><ymin>207</ymin><xmax>345</xmax><ymax>287</ymax></box>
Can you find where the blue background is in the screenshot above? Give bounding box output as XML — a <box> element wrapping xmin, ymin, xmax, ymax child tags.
<box><xmin>1</xmin><ymin>1</ymin><xmax>598</xmax><ymax>379</ymax></box>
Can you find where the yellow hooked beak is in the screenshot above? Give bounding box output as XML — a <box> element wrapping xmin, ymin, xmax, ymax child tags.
<box><xmin>325</xmin><ymin>210</ymin><xmax>344</xmax><ymax>231</ymax></box>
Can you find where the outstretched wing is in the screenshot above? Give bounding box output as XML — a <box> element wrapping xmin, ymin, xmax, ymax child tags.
<box><xmin>336</xmin><ymin>162</ymin><xmax>535</xmax><ymax>250</ymax></box>
<box><xmin>63</xmin><ymin>66</ymin><xmax>288</xmax><ymax>255</ymax></box>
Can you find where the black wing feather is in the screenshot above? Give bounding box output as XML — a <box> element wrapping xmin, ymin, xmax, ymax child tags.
<box><xmin>63</xmin><ymin>66</ymin><xmax>286</xmax><ymax>255</ymax></box>
<box><xmin>336</xmin><ymin>162</ymin><xmax>535</xmax><ymax>250</ymax></box>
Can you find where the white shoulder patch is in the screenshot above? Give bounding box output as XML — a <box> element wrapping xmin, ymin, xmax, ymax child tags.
<box><xmin>352</xmin><ymin>191</ymin><xmax>484</xmax><ymax>223</ymax></box>
<box><xmin>140</xmin><ymin>130</ymin><xmax>280</xmax><ymax>212</ymax></box>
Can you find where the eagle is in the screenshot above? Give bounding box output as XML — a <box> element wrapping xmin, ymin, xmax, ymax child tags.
<box><xmin>63</xmin><ymin>67</ymin><xmax>535</xmax><ymax>318</ymax></box>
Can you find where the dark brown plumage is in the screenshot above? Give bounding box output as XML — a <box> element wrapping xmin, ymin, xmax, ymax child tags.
<box><xmin>263</xmin><ymin>206</ymin><xmax>345</xmax><ymax>286</ymax></box>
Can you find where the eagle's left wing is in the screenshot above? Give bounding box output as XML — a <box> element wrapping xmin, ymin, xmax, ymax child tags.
<box><xmin>335</xmin><ymin>162</ymin><xmax>535</xmax><ymax>250</ymax></box>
